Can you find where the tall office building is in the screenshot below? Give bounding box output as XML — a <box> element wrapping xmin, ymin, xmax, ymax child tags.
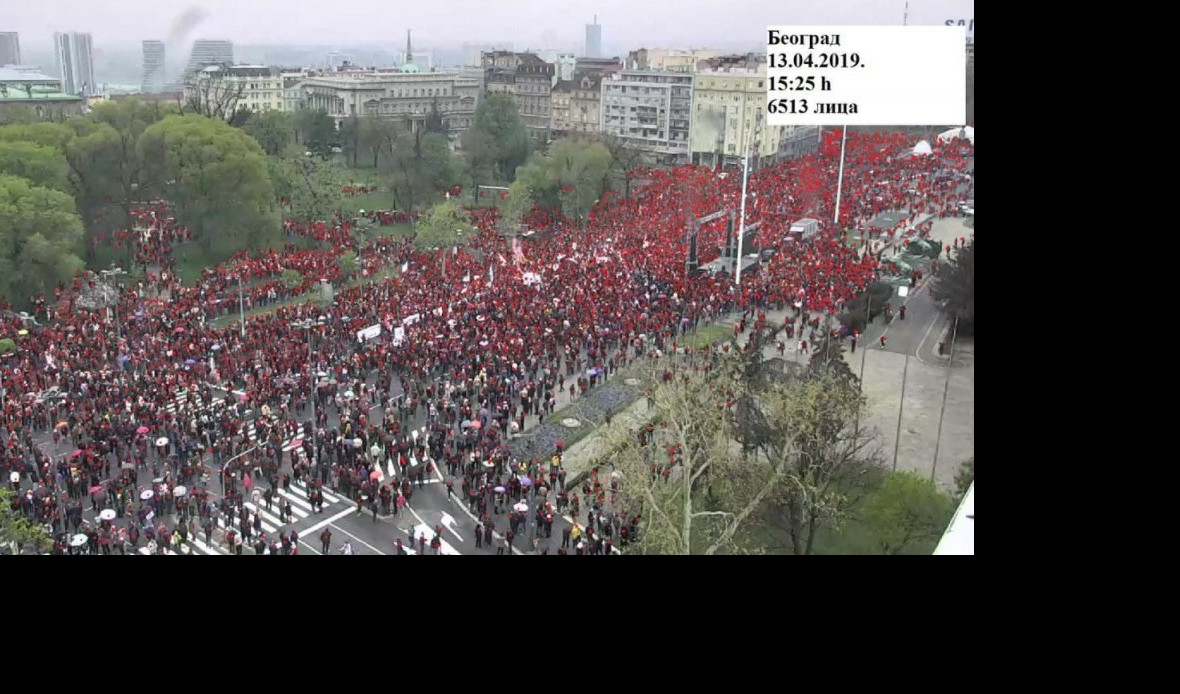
<box><xmin>0</xmin><ymin>32</ymin><xmax>20</xmax><ymax>65</ymax></box>
<box><xmin>53</xmin><ymin>32</ymin><xmax>96</xmax><ymax>96</ymax></box>
<box><xmin>585</xmin><ymin>16</ymin><xmax>602</xmax><ymax>58</ymax></box>
<box><xmin>185</xmin><ymin>39</ymin><xmax>233</xmax><ymax>73</ymax></box>
<box><xmin>141</xmin><ymin>40</ymin><xmax>166</xmax><ymax>94</ymax></box>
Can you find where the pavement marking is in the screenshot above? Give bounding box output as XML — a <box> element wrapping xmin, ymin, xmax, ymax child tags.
<box><xmin>915</xmin><ymin>306</ymin><xmax>947</xmax><ymax>367</ymax></box>
<box><xmin>439</xmin><ymin>512</ymin><xmax>463</xmax><ymax>541</ymax></box>
<box><xmin>403</xmin><ymin>521</ymin><xmax>461</xmax><ymax>555</ymax></box>
<box><xmin>285</xmin><ymin>504</ymin><xmax>356</xmax><ymax>538</ymax></box>
<box><xmin>442</xmin><ymin>494</ymin><xmax>525</xmax><ymax>555</ymax></box>
<box><xmin>329</xmin><ymin>522</ymin><xmax>386</xmax><ymax>555</ymax></box>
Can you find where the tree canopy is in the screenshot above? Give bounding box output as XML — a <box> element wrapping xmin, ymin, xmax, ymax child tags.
<box><xmin>413</xmin><ymin>199</ymin><xmax>476</xmax><ymax>252</ymax></box>
<box><xmin>513</xmin><ymin>138</ymin><xmax>612</xmax><ymax>224</ymax></box>
<box><xmin>932</xmin><ymin>238</ymin><xmax>974</xmax><ymax>335</ymax></box>
<box><xmin>0</xmin><ymin>174</ymin><xmax>86</xmax><ymax>304</ymax></box>
<box><xmin>269</xmin><ymin>154</ymin><xmax>344</xmax><ymax>225</ymax></box>
<box><xmin>293</xmin><ymin>109</ymin><xmax>337</xmax><ymax>158</ymax></box>
<box><xmin>462</xmin><ymin>94</ymin><xmax>528</xmax><ymax>182</ymax></box>
<box><xmin>138</xmin><ymin>114</ymin><xmax>280</xmax><ymax>256</ymax></box>
<box><xmin>0</xmin><ymin>140</ymin><xmax>71</xmax><ymax>193</ymax></box>
<box><xmin>858</xmin><ymin>471</ymin><xmax>954</xmax><ymax>554</ymax></box>
<box><xmin>245</xmin><ymin>110</ymin><xmax>295</xmax><ymax>156</ymax></box>
<box><xmin>0</xmin><ymin>488</ymin><xmax>53</xmax><ymax>555</ymax></box>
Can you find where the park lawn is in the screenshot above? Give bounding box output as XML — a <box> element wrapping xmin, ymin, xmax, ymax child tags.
<box><xmin>682</xmin><ymin>323</ymin><xmax>733</xmax><ymax>350</ymax></box>
<box><xmin>209</xmin><ymin>264</ymin><xmax>401</xmax><ymax>330</ymax></box>
<box><xmin>173</xmin><ymin>243</ymin><xmax>222</xmax><ymax>285</ymax></box>
<box><xmin>339</xmin><ymin>191</ymin><xmax>395</xmax><ymax>215</ymax></box>
<box><xmin>364</xmin><ymin>222</ymin><xmax>415</xmax><ymax>241</ymax></box>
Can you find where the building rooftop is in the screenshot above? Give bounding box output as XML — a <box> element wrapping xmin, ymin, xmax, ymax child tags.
<box><xmin>0</xmin><ymin>66</ymin><xmax>60</xmax><ymax>83</ymax></box>
<box><xmin>0</xmin><ymin>84</ymin><xmax>83</xmax><ymax>102</ymax></box>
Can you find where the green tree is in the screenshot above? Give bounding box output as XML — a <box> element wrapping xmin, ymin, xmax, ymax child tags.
<box><xmin>460</xmin><ymin>127</ymin><xmax>497</xmax><ymax>202</ymax></box>
<box><xmin>513</xmin><ymin>138</ymin><xmax>612</xmax><ymax>224</ymax></box>
<box><xmin>384</xmin><ymin>127</ymin><xmax>458</xmax><ymax>212</ymax></box>
<box><xmin>138</xmin><ymin>115</ymin><xmax>280</xmax><ymax>256</ymax></box>
<box><xmin>0</xmin><ymin>141</ymin><xmax>71</xmax><ymax>193</ymax></box>
<box><xmin>0</xmin><ymin>488</ymin><xmax>53</xmax><ymax>554</ymax></box>
<box><xmin>280</xmin><ymin>268</ymin><xmax>304</xmax><ymax>290</ymax></box>
<box><xmin>338</xmin><ymin>115</ymin><xmax>361</xmax><ymax>167</ymax></box>
<box><xmin>338</xmin><ymin>250</ymin><xmax>358</xmax><ymax>275</ymax></box>
<box><xmin>0</xmin><ymin>174</ymin><xmax>86</xmax><ymax>306</ymax></box>
<box><xmin>499</xmin><ymin>179</ymin><xmax>533</xmax><ymax>234</ymax></box>
<box><xmin>931</xmin><ymin>239</ymin><xmax>974</xmax><ymax>335</ymax></box>
<box><xmin>293</xmin><ymin>109</ymin><xmax>337</xmax><ymax>158</ymax></box>
<box><xmin>425</xmin><ymin>97</ymin><xmax>446</xmax><ymax>134</ymax></box>
<box><xmin>953</xmin><ymin>457</ymin><xmax>974</xmax><ymax>504</ymax></box>
<box><xmin>465</xmin><ymin>94</ymin><xmax>528</xmax><ymax>181</ymax></box>
<box><xmin>245</xmin><ymin>110</ymin><xmax>295</xmax><ymax>156</ymax></box>
<box><xmin>268</xmin><ymin>154</ymin><xmax>344</xmax><ymax>225</ymax></box>
<box><xmin>859</xmin><ymin>471</ymin><xmax>955</xmax><ymax>555</ymax></box>
<box><xmin>0</xmin><ymin>122</ymin><xmax>75</xmax><ymax>151</ymax></box>
<box><xmin>359</xmin><ymin>115</ymin><xmax>397</xmax><ymax>169</ymax></box>
<box><xmin>413</xmin><ymin>199</ymin><xmax>476</xmax><ymax>253</ymax></box>
<box><xmin>0</xmin><ymin>338</ymin><xmax>15</xmax><ymax>355</ymax></box>
<box><xmin>597</xmin><ymin>132</ymin><xmax>644</xmax><ymax>200</ymax></box>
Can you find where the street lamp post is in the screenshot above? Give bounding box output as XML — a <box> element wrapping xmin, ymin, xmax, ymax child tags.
<box><xmin>238</xmin><ymin>274</ymin><xmax>245</xmax><ymax>338</ymax></box>
<box><xmin>292</xmin><ymin>317</ymin><xmax>326</xmax><ymax>467</ymax></box>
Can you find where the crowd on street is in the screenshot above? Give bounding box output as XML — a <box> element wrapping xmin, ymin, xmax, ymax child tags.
<box><xmin>1</xmin><ymin>129</ymin><xmax>973</xmax><ymax>554</ymax></box>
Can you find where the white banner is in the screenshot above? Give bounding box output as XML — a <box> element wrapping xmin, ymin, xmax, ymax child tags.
<box><xmin>356</xmin><ymin>324</ymin><xmax>382</xmax><ymax>343</ymax></box>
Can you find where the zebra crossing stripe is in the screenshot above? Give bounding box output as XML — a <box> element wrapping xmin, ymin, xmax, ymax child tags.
<box><xmin>189</xmin><ymin>536</ymin><xmax>229</xmax><ymax>555</ymax></box>
<box><xmin>275</xmin><ymin>487</ymin><xmax>314</xmax><ymax>512</ymax></box>
<box><xmin>288</xmin><ymin>480</ymin><xmax>341</xmax><ymax>506</ymax></box>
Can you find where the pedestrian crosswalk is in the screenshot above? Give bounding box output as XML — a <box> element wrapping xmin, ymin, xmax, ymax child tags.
<box><xmin>136</xmin><ymin>480</ymin><xmax>345</xmax><ymax>555</ymax></box>
<box><xmin>244</xmin><ymin>421</ymin><xmax>308</xmax><ymax>452</ymax></box>
<box><xmin>165</xmin><ymin>388</ymin><xmax>228</xmax><ymax>418</ymax></box>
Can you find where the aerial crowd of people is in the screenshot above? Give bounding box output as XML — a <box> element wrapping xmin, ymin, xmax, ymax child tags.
<box><xmin>1</xmin><ymin>129</ymin><xmax>973</xmax><ymax>554</ymax></box>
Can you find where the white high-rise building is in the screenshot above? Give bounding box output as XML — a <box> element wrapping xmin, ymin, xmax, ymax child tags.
<box><xmin>53</xmin><ymin>32</ymin><xmax>96</xmax><ymax>96</ymax></box>
<box><xmin>186</xmin><ymin>39</ymin><xmax>233</xmax><ymax>73</ymax></box>
<box><xmin>141</xmin><ymin>40</ymin><xmax>166</xmax><ymax>94</ymax></box>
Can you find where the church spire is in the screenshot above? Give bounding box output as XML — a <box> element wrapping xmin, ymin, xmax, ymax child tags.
<box><xmin>406</xmin><ymin>30</ymin><xmax>412</xmax><ymax>64</ymax></box>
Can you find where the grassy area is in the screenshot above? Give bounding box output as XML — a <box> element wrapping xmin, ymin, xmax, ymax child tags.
<box><xmin>337</xmin><ymin>191</ymin><xmax>397</xmax><ymax>215</ymax></box>
<box><xmin>682</xmin><ymin>323</ymin><xmax>734</xmax><ymax>349</ymax></box>
<box><xmin>362</xmin><ymin>222</ymin><xmax>415</xmax><ymax>241</ymax></box>
<box><xmin>173</xmin><ymin>243</ymin><xmax>225</xmax><ymax>285</ymax></box>
<box><xmin>209</xmin><ymin>264</ymin><xmax>401</xmax><ymax>330</ymax></box>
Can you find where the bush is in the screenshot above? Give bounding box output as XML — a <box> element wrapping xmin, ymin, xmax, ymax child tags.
<box><xmin>0</xmin><ymin>338</ymin><xmax>15</xmax><ymax>355</ymax></box>
<box><xmin>280</xmin><ymin>268</ymin><xmax>304</xmax><ymax>290</ymax></box>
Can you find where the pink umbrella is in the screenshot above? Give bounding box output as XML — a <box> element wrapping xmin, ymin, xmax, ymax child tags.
<box><xmin>290</xmin><ymin>438</ymin><xmax>304</xmax><ymax>448</ymax></box>
<box><xmin>471</xmin><ymin>421</ymin><xmax>482</xmax><ymax>430</ymax></box>
<box><xmin>89</xmin><ymin>484</ymin><xmax>103</xmax><ymax>494</ymax></box>
<box><xmin>70</xmin><ymin>449</ymin><xmax>84</xmax><ymax>458</ymax></box>
<box><xmin>136</xmin><ymin>426</ymin><xmax>150</xmax><ymax>435</ymax></box>
<box><xmin>369</xmin><ymin>470</ymin><xmax>380</xmax><ymax>481</ymax></box>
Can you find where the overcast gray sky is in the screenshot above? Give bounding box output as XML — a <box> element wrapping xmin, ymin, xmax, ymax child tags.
<box><xmin>4</xmin><ymin>0</ymin><xmax>973</xmax><ymax>50</ymax></box>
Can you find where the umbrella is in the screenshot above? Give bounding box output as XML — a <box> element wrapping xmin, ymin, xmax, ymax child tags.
<box><xmin>140</xmin><ymin>490</ymin><xmax>154</xmax><ymax>500</ymax></box>
<box><xmin>99</xmin><ymin>509</ymin><xmax>116</xmax><ymax>521</ymax></box>
<box><xmin>120</xmin><ymin>462</ymin><xmax>135</xmax><ymax>470</ymax></box>
<box><xmin>135</xmin><ymin>426</ymin><xmax>150</xmax><ymax>435</ymax></box>
<box><xmin>70</xmin><ymin>449</ymin><xmax>83</xmax><ymax>458</ymax></box>
<box><xmin>344</xmin><ymin>390</ymin><xmax>355</xmax><ymax>399</ymax></box>
<box><xmin>184</xmin><ymin>358</ymin><xmax>196</xmax><ymax>366</ymax></box>
<box><xmin>513</xmin><ymin>502</ymin><xmax>528</xmax><ymax>513</ymax></box>
<box><xmin>369</xmin><ymin>470</ymin><xmax>380</xmax><ymax>481</ymax></box>
<box><xmin>56</xmin><ymin>421</ymin><xmax>69</xmax><ymax>430</ymax></box>
<box><xmin>173</xmin><ymin>486</ymin><xmax>187</xmax><ymax>497</ymax></box>
<box><xmin>17</xmin><ymin>329</ymin><xmax>28</xmax><ymax>336</ymax></box>
<box><xmin>352</xmin><ymin>438</ymin><xmax>363</xmax><ymax>449</ymax></box>
<box><xmin>290</xmin><ymin>438</ymin><xmax>304</xmax><ymax>448</ymax></box>
<box><xmin>520</xmin><ymin>476</ymin><xmax>533</xmax><ymax>488</ymax></box>
<box><xmin>155</xmin><ymin>437</ymin><xmax>169</xmax><ymax>447</ymax></box>
<box><xmin>494</xmin><ymin>485</ymin><xmax>506</xmax><ymax>493</ymax></box>
<box><xmin>70</xmin><ymin>534</ymin><xmax>88</xmax><ymax>548</ymax></box>
<box><xmin>471</xmin><ymin>421</ymin><xmax>482</xmax><ymax>430</ymax></box>
<box><xmin>89</xmin><ymin>484</ymin><xmax>104</xmax><ymax>494</ymax></box>
<box><xmin>174</xmin><ymin>326</ymin><xmax>185</xmax><ymax>334</ymax></box>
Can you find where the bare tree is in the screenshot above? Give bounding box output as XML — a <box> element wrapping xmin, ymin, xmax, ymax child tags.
<box><xmin>182</xmin><ymin>70</ymin><xmax>247</xmax><ymax>122</ymax></box>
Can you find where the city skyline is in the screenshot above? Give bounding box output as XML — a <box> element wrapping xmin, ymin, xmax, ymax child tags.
<box><xmin>4</xmin><ymin>0</ymin><xmax>973</xmax><ymax>53</ymax></box>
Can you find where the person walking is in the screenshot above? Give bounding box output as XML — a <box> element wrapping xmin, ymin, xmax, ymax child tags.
<box><xmin>320</xmin><ymin>528</ymin><xmax>331</xmax><ymax>554</ymax></box>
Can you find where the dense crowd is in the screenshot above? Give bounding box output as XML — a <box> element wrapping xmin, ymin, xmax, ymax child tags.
<box><xmin>1</xmin><ymin>130</ymin><xmax>973</xmax><ymax>554</ymax></box>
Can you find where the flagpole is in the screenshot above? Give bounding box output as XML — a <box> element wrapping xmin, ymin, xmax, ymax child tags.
<box><xmin>833</xmin><ymin>124</ymin><xmax>847</xmax><ymax>228</ymax></box>
<box><xmin>735</xmin><ymin>138</ymin><xmax>751</xmax><ymax>286</ymax></box>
